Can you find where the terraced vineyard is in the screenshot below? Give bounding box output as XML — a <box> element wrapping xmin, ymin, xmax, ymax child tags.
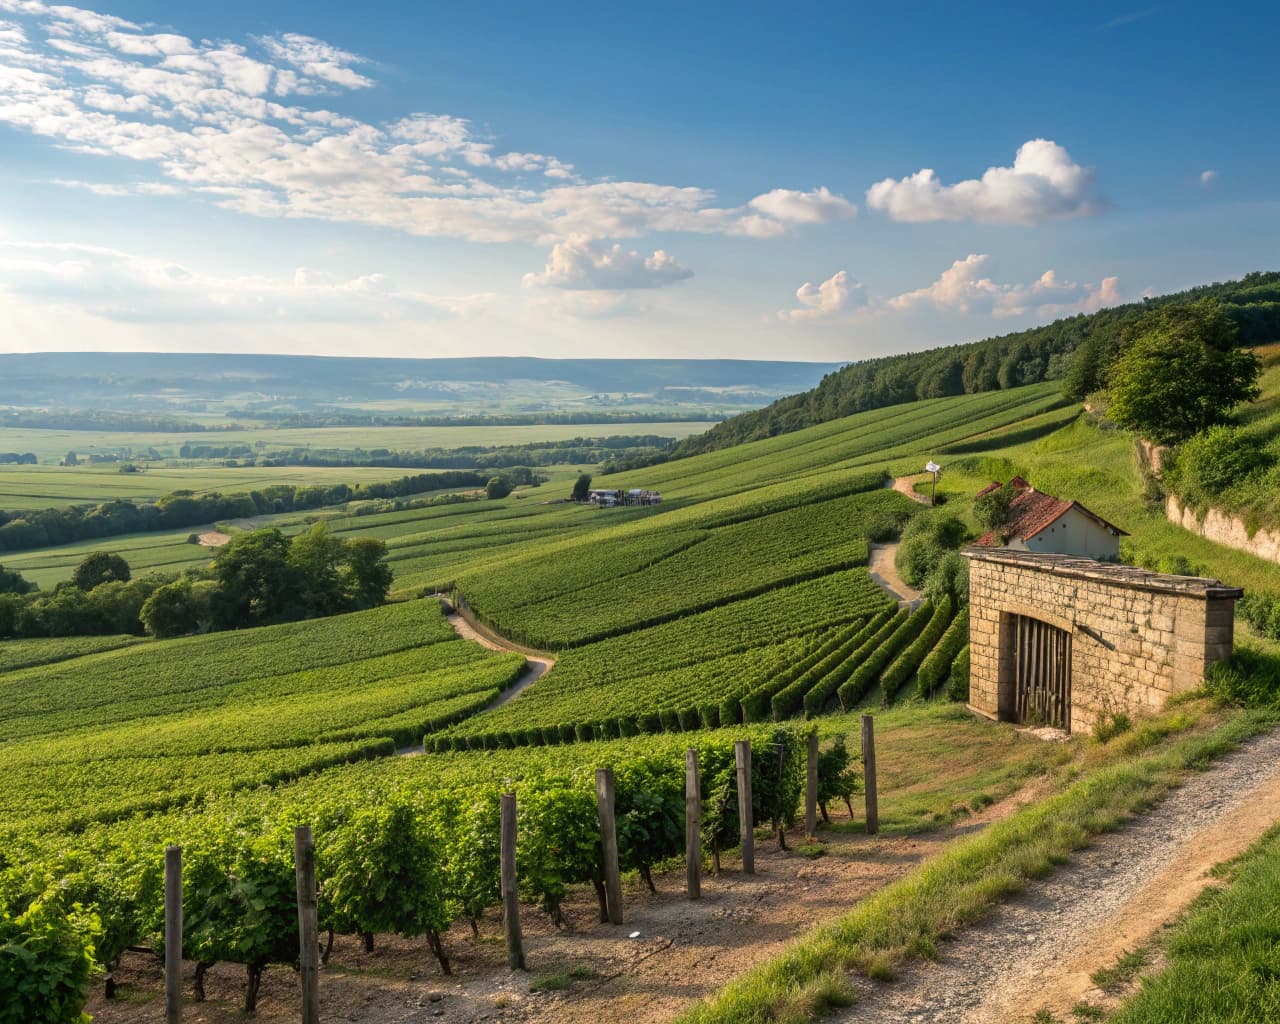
<box><xmin>0</xmin><ymin>381</ymin><xmax>1067</xmax><ymax>1020</ymax></box>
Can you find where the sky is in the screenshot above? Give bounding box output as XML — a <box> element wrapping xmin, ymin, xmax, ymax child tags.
<box><xmin>0</xmin><ymin>0</ymin><xmax>1276</xmax><ymax>363</ymax></box>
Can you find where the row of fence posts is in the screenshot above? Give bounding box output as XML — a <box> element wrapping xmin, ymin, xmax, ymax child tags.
<box><xmin>159</xmin><ymin>717</ymin><xmax>878</xmax><ymax>1020</ymax></box>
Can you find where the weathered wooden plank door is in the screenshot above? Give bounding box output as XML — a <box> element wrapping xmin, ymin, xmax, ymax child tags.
<box><xmin>1012</xmin><ymin>615</ymin><xmax>1071</xmax><ymax>730</ymax></box>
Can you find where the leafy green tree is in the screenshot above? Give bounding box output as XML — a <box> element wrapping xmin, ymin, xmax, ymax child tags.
<box><xmin>210</xmin><ymin>528</ymin><xmax>296</xmax><ymax>628</ymax></box>
<box><xmin>1108</xmin><ymin>299</ymin><xmax>1262</xmax><ymax>445</ymax></box>
<box><xmin>140</xmin><ymin>578</ymin><xmax>218</xmax><ymax>638</ymax></box>
<box><xmin>571</xmin><ymin>472</ymin><xmax>593</xmax><ymax>502</ymax></box>
<box><xmin>895</xmin><ymin>513</ymin><xmax>968</xmax><ymax>588</ymax></box>
<box><xmin>341</xmin><ymin>538</ymin><xmax>393</xmax><ymax>609</ymax></box>
<box><xmin>485</xmin><ymin>476</ymin><xmax>513</xmax><ymax>500</ymax></box>
<box><xmin>287</xmin><ymin>523</ymin><xmax>347</xmax><ymax>617</ymax></box>
<box><xmin>71</xmin><ymin>552</ymin><xmax>131</xmax><ymax>592</ymax></box>
<box><xmin>0</xmin><ymin>564</ymin><xmax>34</xmax><ymax>595</ymax></box>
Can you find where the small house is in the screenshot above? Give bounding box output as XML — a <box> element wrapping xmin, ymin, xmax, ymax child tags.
<box><xmin>588</xmin><ymin>488</ymin><xmax>620</xmax><ymax>507</ymax></box>
<box><xmin>975</xmin><ymin>478</ymin><xmax>1126</xmax><ymax>561</ymax></box>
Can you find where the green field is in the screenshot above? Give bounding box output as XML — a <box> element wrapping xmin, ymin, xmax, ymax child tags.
<box><xmin>0</xmin><ymin>420</ymin><xmax>715</xmax><ymax>466</ymax></box>
<box><xmin>6</xmin><ymin>373</ymin><xmax>1278</xmax><ymax>1020</ymax></box>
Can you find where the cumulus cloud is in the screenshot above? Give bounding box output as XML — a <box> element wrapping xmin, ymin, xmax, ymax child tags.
<box><xmin>885</xmin><ymin>254</ymin><xmax>1120</xmax><ymax>318</ymax></box>
<box><xmin>1200</xmin><ymin>169</ymin><xmax>1217</xmax><ymax>186</ymax></box>
<box><xmin>747</xmin><ymin>187</ymin><xmax>857</xmax><ymax>226</ymax></box>
<box><xmin>0</xmin><ymin>1</ymin><xmax>854</xmax><ymax>246</ymax></box>
<box><xmin>780</xmin><ymin>270</ymin><xmax>867</xmax><ymax>320</ymax></box>
<box><xmin>866</xmin><ymin>139</ymin><xmax>1101</xmax><ymax>225</ymax></box>
<box><xmin>522</xmin><ymin>237</ymin><xmax>693</xmax><ymax>291</ymax></box>
<box><xmin>780</xmin><ymin>255</ymin><xmax>1120</xmax><ymax>322</ymax></box>
<box><xmin>0</xmin><ymin>239</ymin><xmax>491</xmax><ymax>323</ymax></box>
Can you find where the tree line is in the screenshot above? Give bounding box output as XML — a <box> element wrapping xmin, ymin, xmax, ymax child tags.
<box><xmin>0</xmin><ymin>524</ymin><xmax>393</xmax><ymax>640</ymax></box>
<box><xmin>666</xmin><ymin>271</ymin><xmax>1280</xmax><ymax>459</ymax></box>
<box><xmin>0</xmin><ymin>470</ymin><xmax>513</xmax><ymax>554</ymax></box>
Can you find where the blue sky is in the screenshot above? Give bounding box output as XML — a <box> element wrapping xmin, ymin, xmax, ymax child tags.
<box><xmin>0</xmin><ymin>0</ymin><xmax>1275</xmax><ymax>361</ymax></box>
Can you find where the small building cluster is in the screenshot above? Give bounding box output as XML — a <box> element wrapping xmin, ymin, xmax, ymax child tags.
<box><xmin>587</xmin><ymin>488</ymin><xmax>663</xmax><ymax>508</ymax></box>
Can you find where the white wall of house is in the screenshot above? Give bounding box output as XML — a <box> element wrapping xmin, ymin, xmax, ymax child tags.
<box><xmin>1022</xmin><ymin>507</ymin><xmax>1120</xmax><ymax>560</ymax></box>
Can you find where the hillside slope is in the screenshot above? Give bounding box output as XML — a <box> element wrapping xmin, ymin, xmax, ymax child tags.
<box><xmin>671</xmin><ymin>270</ymin><xmax>1280</xmax><ymax>458</ymax></box>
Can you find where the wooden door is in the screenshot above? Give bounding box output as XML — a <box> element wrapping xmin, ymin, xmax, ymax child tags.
<box><xmin>1012</xmin><ymin>615</ymin><xmax>1071</xmax><ymax>730</ymax></box>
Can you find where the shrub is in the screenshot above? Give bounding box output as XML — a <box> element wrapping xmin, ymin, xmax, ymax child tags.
<box><xmin>924</xmin><ymin>551</ymin><xmax>969</xmax><ymax>604</ymax></box>
<box><xmin>1093</xmin><ymin>712</ymin><xmax>1133</xmax><ymax>743</ymax></box>
<box><xmin>947</xmin><ymin>645</ymin><xmax>971</xmax><ymax>702</ymax></box>
<box><xmin>973</xmin><ymin>482</ymin><xmax>1016</xmax><ymax>533</ymax></box>
<box><xmin>895</xmin><ymin>513</ymin><xmax>968</xmax><ymax>588</ymax></box>
<box><xmin>1204</xmin><ymin>648</ymin><xmax>1280</xmax><ymax>707</ymax></box>
<box><xmin>1164</xmin><ymin>425</ymin><xmax>1271</xmax><ymax>506</ymax></box>
<box><xmin>916</xmin><ymin>607</ymin><xmax>970</xmax><ymax>699</ymax></box>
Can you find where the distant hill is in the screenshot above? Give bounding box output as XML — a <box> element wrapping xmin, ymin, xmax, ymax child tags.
<box><xmin>670</xmin><ymin>271</ymin><xmax>1280</xmax><ymax>459</ymax></box>
<box><xmin>0</xmin><ymin>353</ymin><xmax>842</xmax><ymax>421</ymax></box>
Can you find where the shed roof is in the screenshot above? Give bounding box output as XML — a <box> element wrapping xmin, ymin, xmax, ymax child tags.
<box><xmin>962</xmin><ymin>547</ymin><xmax>1243</xmax><ymax>599</ymax></box>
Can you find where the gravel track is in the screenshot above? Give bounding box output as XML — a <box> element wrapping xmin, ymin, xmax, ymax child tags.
<box><xmin>837</xmin><ymin>727</ymin><xmax>1280</xmax><ymax>1023</ymax></box>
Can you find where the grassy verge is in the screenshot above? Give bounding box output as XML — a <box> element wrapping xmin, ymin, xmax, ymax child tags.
<box><xmin>676</xmin><ymin>703</ymin><xmax>1280</xmax><ymax>1024</ymax></box>
<box><xmin>1104</xmin><ymin>822</ymin><xmax>1280</xmax><ymax>1023</ymax></box>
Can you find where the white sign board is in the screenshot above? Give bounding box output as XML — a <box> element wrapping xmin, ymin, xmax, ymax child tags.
<box><xmin>925</xmin><ymin>460</ymin><xmax>941</xmax><ymax>474</ymax></box>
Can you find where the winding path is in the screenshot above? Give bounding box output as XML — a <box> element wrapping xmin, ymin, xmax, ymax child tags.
<box><xmin>834</xmin><ymin>727</ymin><xmax>1280</xmax><ymax>1023</ymax></box>
<box><xmin>395</xmin><ymin>600</ymin><xmax>556</xmax><ymax>755</ymax></box>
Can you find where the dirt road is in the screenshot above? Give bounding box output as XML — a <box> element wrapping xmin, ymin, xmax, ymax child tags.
<box><xmin>835</xmin><ymin>727</ymin><xmax>1280</xmax><ymax>1023</ymax></box>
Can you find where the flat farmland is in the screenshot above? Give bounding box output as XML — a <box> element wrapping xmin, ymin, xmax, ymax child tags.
<box><xmin>0</xmin><ymin>420</ymin><xmax>715</xmax><ymax>464</ymax></box>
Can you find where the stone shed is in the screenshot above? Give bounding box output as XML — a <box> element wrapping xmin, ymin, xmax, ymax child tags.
<box><xmin>964</xmin><ymin>548</ymin><xmax>1242</xmax><ymax>734</ymax></box>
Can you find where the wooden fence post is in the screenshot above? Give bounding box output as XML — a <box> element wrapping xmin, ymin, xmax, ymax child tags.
<box><xmin>596</xmin><ymin>767</ymin><xmax>624</xmax><ymax>924</ymax></box>
<box><xmin>500</xmin><ymin>793</ymin><xmax>526</xmax><ymax>970</ymax></box>
<box><xmin>294</xmin><ymin>826</ymin><xmax>319</xmax><ymax>1024</ymax></box>
<box><xmin>735</xmin><ymin>739</ymin><xmax>754</xmax><ymax>875</ymax></box>
<box><xmin>685</xmin><ymin>748</ymin><xmax>701</xmax><ymax>899</ymax></box>
<box><xmin>164</xmin><ymin>844</ymin><xmax>182</xmax><ymax>1024</ymax></box>
<box><xmin>805</xmin><ymin>731</ymin><xmax>819</xmax><ymax>839</ymax></box>
<box><xmin>861</xmin><ymin>714</ymin><xmax>879</xmax><ymax>835</ymax></box>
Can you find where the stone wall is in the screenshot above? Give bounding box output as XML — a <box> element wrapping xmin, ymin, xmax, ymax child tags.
<box><xmin>1167</xmin><ymin>496</ymin><xmax>1280</xmax><ymax>566</ymax></box>
<box><xmin>965</xmin><ymin>549</ymin><xmax>1241</xmax><ymax>735</ymax></box>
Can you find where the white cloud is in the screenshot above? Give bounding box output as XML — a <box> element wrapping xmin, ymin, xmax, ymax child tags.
<box><xmin>0</xmin><ymin>239</ymin><xmax>491</xmax><ymax>323</ymax></box>
<box><xmin>747</xmin><ymin>187</ymin><xmax>857</xmax><ymax>225</ymax></box>
<box><xmin>884</xmin><ymin>254</ymin><xmax>1120</xmax><ymax>318</ymax></box>
<box><xmin>256</xmin><ymin>32</ymin><xmax>372</xmax><ymax>91</ymax></box>
<box><xmin>522</xmin><ymin>237</ymin><xmax>693</xmax><ymax>290</ymax></box>
<box><xmin>1200</xmin><ymin>169</ymin><xmax>1217</xmax><ymax>186</ymax></box>
<box><xmin>0</xmin><ymin>1</ymin><xmax>853</xmax><ymax>246</ymax></box>
<box><xmin>866</xmin><ymin>139</ymin><xmax>1101</xmax><ymax>225</ymax></box>
<box><xmin>781</xmin><ymin>270</ymin><xmax>867</xmax><ymax>320</ymax></box>
<box><xmin>781</xmin><ymin>255</ymin><xmax>1121</xmax><ymax>322</ymax></box>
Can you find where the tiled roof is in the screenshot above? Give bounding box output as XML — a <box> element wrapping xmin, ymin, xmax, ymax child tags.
<box><xmin>975</xmin><ymin>485</ymin><xmax>1127</xmax><ymax>546</ymax></box>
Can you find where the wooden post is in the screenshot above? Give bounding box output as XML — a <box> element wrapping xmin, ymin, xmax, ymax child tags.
<box><xmin>294</xmin><ymin>826</ymin><xmax>319</xmax><ymax>1024</ymax></box>
<box><xmin>861</xmin><ymin>714</ymin><xmax>879</xmax><ymax>835</ymax></box>
<box><xmin>735</xmin><ymin>739</ymin><xmax>754</xmax><ymax>875</ymax></box>
<box><xmin>685</xmin><ymin>748</ymin><xmax>701</xmax><ymax>899</ymax></box>
<box><xmin>164</xmin><ymin>844</ymin><xmax>182</xmax><ymax>1024</ymax></box>
<box><xmin>596</xmin><ymin>767</ymin><xmax>624</xmax><ymax>924</ymax></box>
<box><xmin>500</xmin><ymin>793</ymin><xmax>526</xmax><ymax>970</ymax></box>
<box><xmin>805</xmin><ymin>731</ymin><xmax>819</xmax><ymax>839</ymax></box>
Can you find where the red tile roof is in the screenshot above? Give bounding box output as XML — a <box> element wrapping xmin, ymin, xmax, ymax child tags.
<box><xmin>975</xmin><ymin>482</ymin><xmax>1127</xmax><ymax>547</ymax></box>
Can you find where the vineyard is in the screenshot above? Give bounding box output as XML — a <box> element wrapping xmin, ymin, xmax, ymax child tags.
<box><xmin>0</xmin><ymin>381</ymin><xmax>1069</xmax><ymax>1020</ymax></box>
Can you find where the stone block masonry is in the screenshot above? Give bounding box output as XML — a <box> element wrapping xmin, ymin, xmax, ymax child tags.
<box><xmin>964</xmin><ymin>548</ymin><xmax>1242</xmax><ymax>735</ymax></box>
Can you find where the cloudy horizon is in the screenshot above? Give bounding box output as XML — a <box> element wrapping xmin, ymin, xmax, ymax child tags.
<box><xmin>0</xmin><ymin>1</ymin><xmax>1276</xmax><ymax>362</ymax></box>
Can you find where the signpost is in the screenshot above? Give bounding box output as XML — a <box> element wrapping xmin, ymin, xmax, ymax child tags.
<box><xmin>925</xmin><ymin>460</ymin><xmax>941</xmax><ymax>506</ymax></box>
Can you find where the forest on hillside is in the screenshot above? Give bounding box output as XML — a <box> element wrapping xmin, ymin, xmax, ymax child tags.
<box><xmin>671</xmin><ymin>271</ymin><xmax>1280</xmax><ymax>458</ymax></box>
